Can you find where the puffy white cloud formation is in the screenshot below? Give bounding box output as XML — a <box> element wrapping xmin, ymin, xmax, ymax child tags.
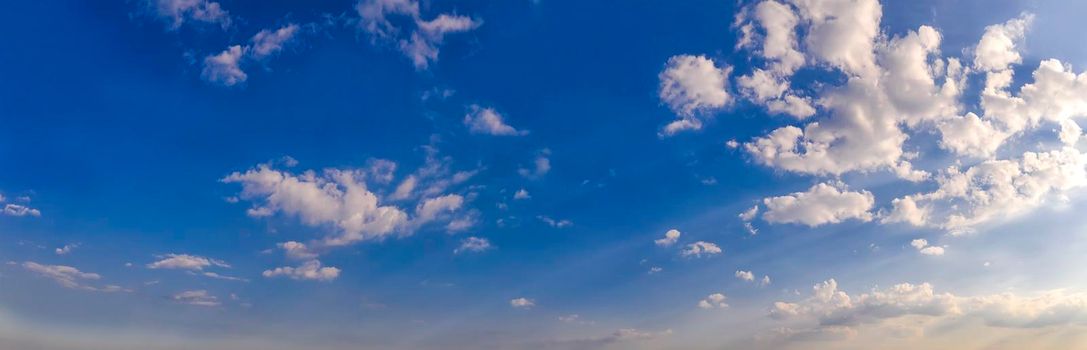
<box><xmin>263</xmin><ymin>259</ymin><xmax>341</xmax><ymax>282</ymax></box>
<box><xmin>513</xmin><ymin>189</ymin><xmax>531</xmax><ymax>200</ymax></box>
<box><xmin>147</xmin><ymin>254</ymin><xmax>230</xmax><ymax>271</ymax></box>
<box><xmin>2</xmin><ymin>201</ymin><xmax>41</xmax><ymax>217</ymax></box>
<box><xmin>146</xmin><ymin>0</ymin><xmax>231</xmax><ymax>30</ymax></box>
<box><xmin>356</xmin><ymin>0</ymin><xmax>481</xmax><ymax>69</ymax></box>
<box><xmin>770</xmin><ymin>279</ymin><xmax>1087</xmax><ymax>338</ymax></box>
<box><xmin>172</xmin><ymin>290</ymin><xmax>220</xmax><ymax>307</ymax></box>
<box><xmin>222</xmin><ymin>157</ymin><xmax>468</xmax><ymax>247</ymax></box>
<box><xmin>699</xmin><ymin>293</ymin><xmax>729</xmax><ymax>309</ymax></box>
<box><xmin>202</xmin><ymin>24</ymin><xmax>300</xmax><ymax>86</ymax></box>
<box><xmin>654</xmin><ymin>229</ymin><xmax>681</xmax><ymax>247</ymax></box>
<box><xmin>454</xmin><ymin>236</ymin><xmax>492</xmax><ymax>254</ymax></box>
<box><xmin>884</xmin><ymin>148</ymin><xmax>1087</xmax><ymax>232</ymax></box>
<box><xmin>510</xmin><ymin>297</ymin><xmax>535</xmax><ymax>309</ymax></box>
<box><xmin>681</xmin><ymin>241</ymin><xmax>722</xmax><ymax>257</ymax></box>
<box><xmin>464</xmin><ymin>105</ymin><xmax>526</xmax><ymax>136</ymax></box>
<box><xmin>725</xmin><ymin>3</ymin><xmax>1087</xmax><ymax>232</ymax></box>
<box><xmin>658</xmin><ymin>55</ymin><xmax>732</xmax><ymax>135</ymax></box>
<box><xmin>761</xmin><ymin>183</ymin><xmax>874</xmax><ymax>227</ymax></box>
<box><xmin>22</xmin><ymin>262</ymin><xmax>125</xmax><ymax>292</ymax></box>
<box><xmin>736</xmin><ymin>270</ymin><xmax>755</xmax><ymax>282</ymax></box>
<box><xmin>910</xmin><ymin>239</ymin><xmax>945</xmax><ymax>256</ymax></box>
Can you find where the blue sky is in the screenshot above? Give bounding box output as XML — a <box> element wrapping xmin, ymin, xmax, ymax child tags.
<box><xmin>3</xmin><ymin>0</ymin><xmax>1087</xmax><ymax>349</ymax></box>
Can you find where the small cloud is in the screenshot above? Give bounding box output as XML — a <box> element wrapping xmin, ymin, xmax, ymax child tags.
<box><xmin>698</xmin><ymin>293</ymin><xmax>729</xmax><ymax>309</ymax></box>
<box><xmin>510</xmin><ymin>297</ymin><xmax>535</xmax><ymax>309</ymax></box>
<box><xmin>538</xmin><ymin>216</ymin><xmax>572</xmax><ymax>228</ymax></box>
<box><xmin>147</xmin><ymin>254</ymin><xmax>230</xmax><ymax>271</ymax></box>
<box><xmin>454</xmin><ymin>237</ymin><xmax>493</xmax><ymax>254</ymax></box>
<box><xmin>263</xmin><ymin>259</ymin><xmax>340</xmax><ymax>282</ymax></box>
<box><xmin>55</xmin><ymin>244</ymin><xmax>79</xmax><ymax>255</ymax></box>
<box><xmin>654</xmin><ymin>229</ymin><xmax>681</xmax><ymax>247</ymax></box>
<box><xmin>464</xmin><ymin>105</ymin><xmax>527</xmax><ymax>136</ymax></box>
<box><xmin>681</xmin><ymin>241</ymin><xmax>722</xmax><ymax>257</ymax></box>
<box><xmin>910</xmin><ymin>238</ymin><xmax>946</xmax><ymax>256</ymax></box>
<box><xmin>513</xmin><ymin>189</ymin><xmax>531</xmax><ymax>200</ymax></box>
<box><xmin>172</xmin><ymin>290</ymin><xmax>220</xmax><ymax>307</ymax></box>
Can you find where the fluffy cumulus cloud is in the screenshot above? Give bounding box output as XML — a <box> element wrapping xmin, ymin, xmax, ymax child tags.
<box><xmin>222</xmin><ymin>158</ymin><xmax>469</xmax><ymax>247</ymax></box>
<box><xmin>716</xmin><ymin>1</ymin><xmax>1087</xmax><ymax>234</ymax></box>
<box><xmin>884</xmin><ymin>148</ymin><xmax>1087</xmax><ymax>232</ymax></box>
<box><xmin>699</xmin><ymin>293</ymin><xmax>729</xmax><ymax>309</ymax></box>
<box><xmin>263</xmin><ymin>259</ymin><xmax>341</xmax><ymax>282</ymax></box>
<box><xmin>464</xmin><ymin>105</ymin><xmax>526</xmax><ymax>136</ymax></box>
<box><xmin>681</xmin><ymin>241</ymin><xmax>722</xmax><ymax>257</ymax></box>
<box><xmin>910</xmin><ymin>239</ymin><xmax>945</xmax><ymax>256</ymax></box>
<box><xmin>356</xmin><ymin>0</ymin><xmax>481</xmax><ymax>69</ymax></box>
<box><xmin>146</xmin><ymin>0</ymin><xmax>231</xmax><ymax>30</ymax></box>
<box><xmin>654</xmin><ymin>229</ymin><xmax>681</xmax><ymax>247</ymax></box>
<box><xmin>202</xmin><ymin>24</ymin><xmax>300</xmax><ymax>86</ymax></box>
<box><xmin>454</xmin><ymin>236</ymin><xmax>492</xmax><ymax>254</ymax></box>
<box><xmin>770</xmin><ymin>279</ymin><xmax>1087</xmax><ymax>340</ymax></box>
<box><xmin>147</xmin><ymin>254</ymin><xmax>230</xmax><ymax>271</ymax></box>
<box><xmin>658</xmin><ymin>55</ymin><xmax>732</xmax><ymax>136</ymax></box>
<box><xmin>1</xmin><ymin>195</ymin><xmax>41</xmax><ymax>217</ymax></box>
<box><xmin>760</xmin><ymin>182</ymin><xmax>874</xmax><ymax>227</ymax></box>
<box><xmin>22</xmin><ymin>262</ymin><xmax>126</xmax><ymax>292</ymax></box>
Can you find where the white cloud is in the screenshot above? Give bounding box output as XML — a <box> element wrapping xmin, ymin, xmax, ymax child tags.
<box><xmin>248</xmin><ymin>24</ymin><xmax>299</xmax><ymax>61</ymax></box>
<box><xmin>761</xmin><ymin>183</ymin><xmax>874</xmax><ymax>227</ymax></box>
<box><xmin>910</xmin><ymin>238</ymin><xmax>945</xmax><ymax>256</ymax></box>
<box><xmin>22</xmin><ymin>262</ymin><xmax>125</xmax><ymax>292</ymax></box>
<box><xmin>464</xmin><ymin>105</ymin><xmax>526</xmax><ymax>136</ymax></box>
<box><xmin>172</xmin><ymin>290</ymin><xmax>220</xmax><ymax>307</ymax></box>
<box><xmin>518</xmin><ymin>150</ymin><xmax>551</xmax><ymax>179</ymax></box>
<box><xmin>356</xmin><ymin>0</ymin><xmax>480</xmax><ymax>69</ymax></box>
<box><xmin>55</xmin><ymin>244</ymin><xmax>78</xmax><ymax>255</ymax></box>
<box><xmin>202</xmin><ymin>24</ymin><xmax>300</xmax><ymax>86</ymax></box>
<box><xmin>510</xmin><ymin>297</ymin><xmax>535</xmax><ymax>309</ymax></box>
<box><xmin>276</xmin><ymin>241</ymin><xmax>318</xmax><ymax>260</ymax></box>
<box><xmin>658</xmin><ymin>55</ymin><xmax>732</xmax><ymax>135</ymax></box>
<box><xmin>146</xmin><ymin>0</ymin><xmax>231</xmax><ymax>30</ymax></box>
<box><xmin>681</xmin><ymin>241</ymin><xmax>722</xmax><ymax>257</ymax></box>
<box><xmin>770</xmin><ymin>278</ymin><xmax>1087</xmax><ymax>337</ymax></box>
<box><xmin>648</xmin><ymin>266</ymin><xmax>663</xmax><ymax>274</ymax></box>
<box><xmin>699</xmin><ymin>293</ymin><xmax>729</xmax><ymax>309</ymax></box>
<box><xmin>654</xmin><ymin>229</ymin><xmax>681</xmax><ymax>247</ymax></box>
<box><xmin>263</xmin><ymin>259</ymin><xmax>340</xmax><ymax>282</ymax></box>
<box><xmin>739</xmin><ymin>205</ymin><xmax>759</xmax><ymax>221</ymax></box>
<box><xmin>974</xmin><ymin>14</ymin><xmax>1032</xmax><ymax>72</ymax></box>
<box><xmin>736</xmin><ymin>270</ymin><xmax>755</xmax><ymax>282</ymax></box>
<box><xmin>3</xmin><ymin>203</ymin><xmax>41</xmax><ymax>217</ymax></box>
<box><xmin>454</xmin><ymin>237</ymin><xmax>492</xmax><ymax>254</ymax></box>
<box><xmin>201</xmin><ymin>45</ymin><xmax>247</xmax><ymax>86</ymax></box>
<box><xmin>885</xmin><ymin>147</ymin><xmax>1087</xmax><ymax>231</ymax></box>
<box><xmin>223</xmin><ymin>162</ymin><xmax>440</xmax><ymax>246</ymax></box>
<box><xmin>513</xmin><ymin>189</ymin><xmax>531</xmax><ymax>200</ymax></box>
<box><xmin>147</xmin><ymin>254</ymin><xmax>229</xmax><ymax>271</ymax></box>
<box><xmin>200</xmin><ymin>271</ymin><xmax>248</xmax><ymax>282</ymax></box>
<box><xmin>538</xmin><ymin>216</ymin><xmax>572</xmax><ymax>228</ymax></box>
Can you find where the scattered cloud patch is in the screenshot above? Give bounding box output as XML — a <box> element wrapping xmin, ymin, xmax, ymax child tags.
<box><xmin>654</xmin><ymin>229</ymin><xmax>681</xmax><ymax>247</ymax></box>
<box><xmin>454</xmin><ymin>236</ymin><xmax>492</xmax><ymax>254</ymax></box>
<box><xmin>681</xmin><ymin>241</ymin><xmax>722</xmax><ymax>257</ymax></box>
